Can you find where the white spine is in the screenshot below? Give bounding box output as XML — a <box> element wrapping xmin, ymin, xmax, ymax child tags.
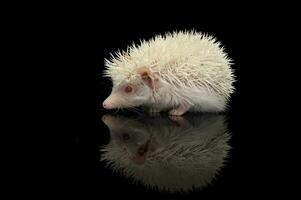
<box><xmin>104</xmin><ymin>31</ymin><xmax>235</xmax><ymax>112</ymax></box>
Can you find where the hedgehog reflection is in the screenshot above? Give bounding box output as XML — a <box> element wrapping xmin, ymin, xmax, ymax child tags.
<box><xmin>100</xmin><ymin>114</ymin><xmax>231</xmax><ymax>193</ymax></box>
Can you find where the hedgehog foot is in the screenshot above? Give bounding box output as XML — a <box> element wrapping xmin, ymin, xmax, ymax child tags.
<box><xmin>169</xmin><ymin>115</ymin><xmax>191</xmax><ymax>127</ymax></box>
<box><xmin>148</xmin><ymin>108</ymin><xmax>161</xmax><ymax>113</ymax></box>
<box><xmin>168</xmin><ymin>105</ymin><xmax>191</xmax><ymax>116</ymax></box>
<box><xmin>147</xmin><ymin>108</ymin><xmax>161</xmax><ymax>116</ymax></box>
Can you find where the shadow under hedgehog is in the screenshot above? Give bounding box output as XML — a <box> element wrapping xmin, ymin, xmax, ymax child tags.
<box><xmin>103</xmin><ymin>31</ymin><xmax>235</xmax><ymax>116</ymax></box>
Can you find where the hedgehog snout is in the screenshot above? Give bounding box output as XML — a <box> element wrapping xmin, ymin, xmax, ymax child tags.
<box><xmin>103</xmin><ymin>93</ymin><xmax>124</xmax><ymax>109</ymax></box>
<box><xmin>102</xmin><ymin>101</ymin><xmax>109</xmax><ymax>109</ymax></box>
<box><xmin>103</xmin><ymin>97</ymin><xmax>114</xmax><ymax>109</ymax></box>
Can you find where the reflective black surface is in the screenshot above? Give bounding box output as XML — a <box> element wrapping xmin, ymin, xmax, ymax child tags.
<box><xmin>101</xmin><ymin>114</ymin><xmax>230</xmax><ymax>193</ymax></box>
<box><xmin>18</xmin><ymin>7</ymin><xmax>298</xmax><ymax>198</ymax></box>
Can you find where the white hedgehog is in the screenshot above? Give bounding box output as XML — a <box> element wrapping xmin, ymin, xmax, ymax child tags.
<box><xmin>100</xmin><ymin>114</ymin><xmax>231</xmax><ymax>193</ymax></box>
<box><xmin>103</xmin><ymin>31</ymin><xmax>235</xmax><ymax>116</ymax></box>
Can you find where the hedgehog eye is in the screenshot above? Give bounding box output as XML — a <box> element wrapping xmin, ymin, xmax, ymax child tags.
<box><xmin>124</xmin><ymin>85</ymin><xmax>133</xmax><ymax>93</ymax></box>
<box><xmin>122</xmin><ymin>133</ymin><xmax>130</xmax><ymax>140</ymax></box>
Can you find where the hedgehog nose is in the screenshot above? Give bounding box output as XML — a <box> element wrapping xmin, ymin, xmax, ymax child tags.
<box><xmin>103</xmin><ymin>102</ymin><xmax>107</xmax><ymax>108</ymax></box>
<box><xmin>103</xmin><ymin>96</ymin><xmax>116</xmax><ymax>109</ymax></box>
<box><xmin>103</xmin><ymin>98</ymin><xmax>113</xmax><ymax>109</ymax></box>
<box><xmin>103</xmin><ymin>101</ymin><xmax>108</xmax><ymax>109</ymax></box>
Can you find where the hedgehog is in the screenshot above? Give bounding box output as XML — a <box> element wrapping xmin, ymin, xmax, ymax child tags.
<box><xmin>103</xmin><ymin>31</ymin><xmax>235</xmax><ymax>116</ymax></box>
<box><xmin>100</xmin><ymin>114</ymin><xmax>231</xmax><ymax>193</ymax></box>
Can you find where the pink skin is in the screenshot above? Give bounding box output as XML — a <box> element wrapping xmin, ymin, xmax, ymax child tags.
<box><xmin>102</xmin><ymin>83</ymin><xmax>151</xmax><ymax>109</ymax></box>
<box><xmin>168</xmin><ymin>104</ymin><xmax>191</xmax><ymax>116</ymax></box>
<box><xmin>103</xmin><ymin>67</ymin><xmax>153</xmax><ymax>110</ymax></box>
<box><xmin>102</xmin><ymin>67</ymin><xmax>191</xmax><ymax>116</ymax></box>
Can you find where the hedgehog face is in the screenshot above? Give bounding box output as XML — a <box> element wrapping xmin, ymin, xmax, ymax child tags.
<box><xmin>103</xmin><ymin>67</ymin><xmax>157</xmax><ymax>109</ymax></box>
<box><xmin>102</xmin><ymin>115</ymin><xmax>154</xmax><ymax>165</ymax></box>
<box><xmin>102</xmin><ymin>81</ymin><xmax>152</xmax><ymax>109</ymax></box>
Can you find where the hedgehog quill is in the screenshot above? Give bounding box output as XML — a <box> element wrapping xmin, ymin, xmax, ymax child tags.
<box><xmin>103</xmin><ymin>31</ymin><xmax>235</xmax><ymax>116</ymax></box>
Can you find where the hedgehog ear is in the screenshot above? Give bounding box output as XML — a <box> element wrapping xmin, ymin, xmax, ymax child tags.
<box><xmin>138</xmin><ymin>67</ymin><xmax>155</xmax><ymax>90</ymax></box>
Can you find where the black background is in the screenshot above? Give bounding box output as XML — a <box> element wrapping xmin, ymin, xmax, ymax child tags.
<box><xmin>14</xmin><ymin>4</ymin><xmax>299</xmax><ymax>198</ymax></box>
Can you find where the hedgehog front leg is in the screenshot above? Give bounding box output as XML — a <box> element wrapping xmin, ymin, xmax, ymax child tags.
<box><xmin>148</xmin><ymin>107</ymin><xmax>161</xmax><ymax>113</ymax></box>
<box><xmin>146</xmin><ymin>107</ymin><xmax>161</xmax><ymax>116</ymax></box>
<box><xmin>168</xmin><ymin>104</ymin><xmax>191</xmax><ymax>116</ymax></box>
